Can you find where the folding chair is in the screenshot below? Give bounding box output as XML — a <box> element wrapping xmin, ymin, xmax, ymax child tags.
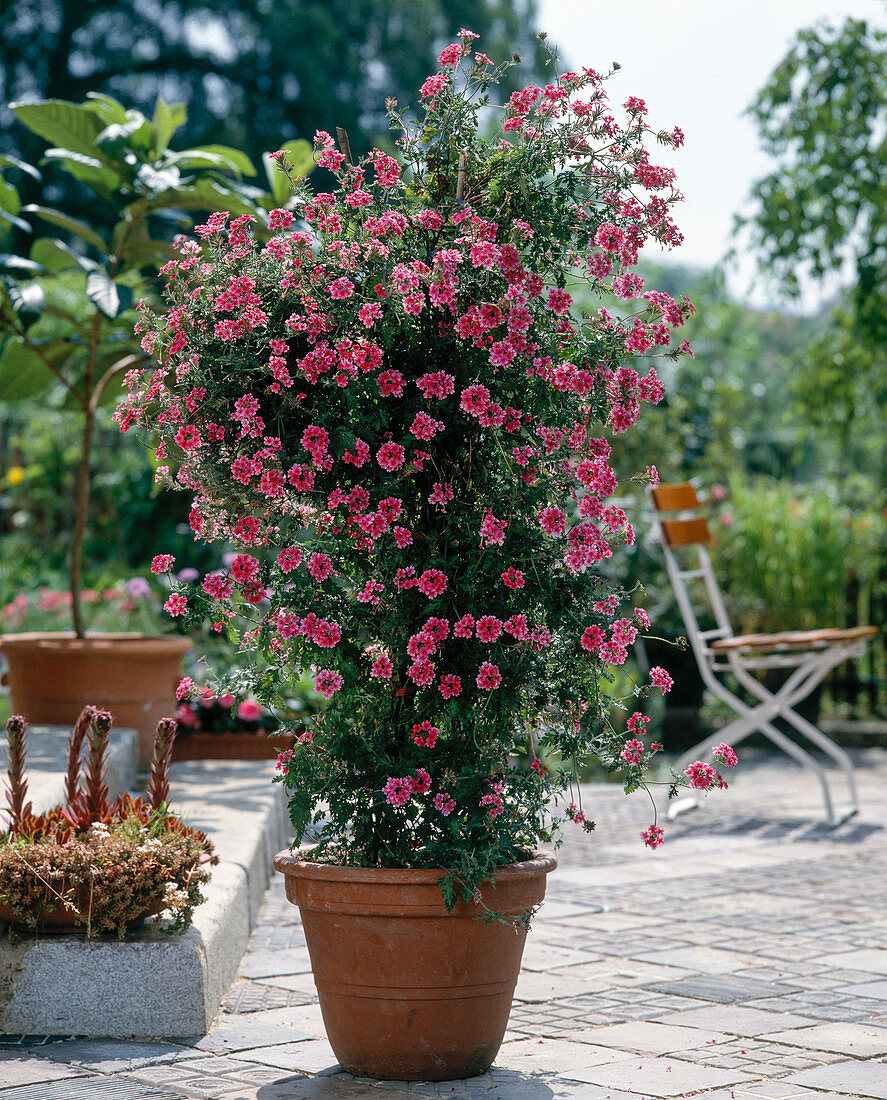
<box><xmin>651</xmin><ymin>482</ymin><xmax>876</xmax><ymax>827</ymax></box>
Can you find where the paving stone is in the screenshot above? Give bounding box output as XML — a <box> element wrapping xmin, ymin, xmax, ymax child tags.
<box><xmin>562</xmin><ymin>1052</ymin><xmax>755</xmax><ymax>1094</ymax></box>
<box><xmin>38</xmin><ymin>1038</ymin><xmax>205</xmax><ymax>1072</ymax></box>
<box><xmin>0</xmin><ymin>1080</ymin><xmax>183</xmax><ymax>1099</ymax></box>
<box><xmin>785</xmin><ymin>1058</ymin><xmax>887</xmax><ymax>1097</ymax></box>
<box><xmin>0</xmin><ymin>1053</ymin><xmax>92</xmax><ymax>1086</ymax></box>
<box><xmin>231</xmin><ymin>1039</ymin><xmax>339</xmax><ymax>1074</ymax></box>
<box><xmin>236</xmin><ymin>950</ymin><xmax>313</xmax><ymax>980</ymax></box>
<box><xmin>519</xmin><ymin>941</ymin><xmax>599</xmax><ymax>971</ymax></box>
<box><xmin>633</xmin><ymin>945</ymin><xmax>775</xmax><ymax>974</ymax></box>
<box><xmin>645</xmin><ymin>975</ymin><xmax>805</xmax><ymax>1003</ymax></box>
<box><xmin>181</xmin><ymin>1009</ymin><xmax>315</xmax><ymax>1054</ymax></box>
<box><xmin>491</xmin><ymin>1035</ymin><xmax>622</xmax><ymax>1074</ymax></box>
<box><xmin>817</xmin><ymin>950</ymin><xmax>887</xmax><ymax>976</ymax></box>
<box><xmin>845</xmin><ymin>981</ymin><xmax>887</xmax><ymax>1001</ymax></box>
<box><xmin>565</xmin><ymin>1019</ymin><xmax>729</xmax><ymax>1053</ymax></box>
<box><xmin>655</xmin><ymin>1005</ymin><xmax>818</xmax><ymax>1035</ymax></box>
<box><xmin>759</xmin><ymin>1021</ymin><xmax>887</xmax><ymax>1057</ymax></box>
<box><xmin>512</xmin><ymin>969</ymin><xmax>608</xmax><ymax>1003</ymax></box>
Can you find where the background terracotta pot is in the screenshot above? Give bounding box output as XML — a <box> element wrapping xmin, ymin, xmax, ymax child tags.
<box><xmin>273</xmin><ymin>850</ymin><xmax>556</xmax><ymax>1081</ymax></box>
<box><xmin>0</xmin><ymin>633</ymin><xmax>191</xmax><ymax>763</ymax></box>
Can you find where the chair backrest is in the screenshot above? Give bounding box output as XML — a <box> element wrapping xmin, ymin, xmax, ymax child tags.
<box><xmin>651</xmin><ymin>482</ymin><xmax>734</xmax><ymax>668</ymax></box>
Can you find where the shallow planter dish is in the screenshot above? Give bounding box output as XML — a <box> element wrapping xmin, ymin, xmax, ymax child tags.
<box><xmin>172</xmin><ymin>730</ymin><xmax>294</xmax><ymax>762</ymax></box>
<box><xmin>0</xmin><ymin>894</ymin><xmax>163</xmax><ymax>936</ymax></box>
<box><xmin>273</xmin><ymin>849</ymin><xmax>556</xmax><ymax>1081</ymax></box>
<box><xmin>0</xmin><ymin>633</ymin><xmax>191</xmax><ymax>764</ymax></box>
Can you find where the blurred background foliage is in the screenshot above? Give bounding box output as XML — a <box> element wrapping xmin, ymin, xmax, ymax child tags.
<box><xmin>0</xmin><ymin>3</ymin><xmax>883</xmax><ymax>731</ymax></box>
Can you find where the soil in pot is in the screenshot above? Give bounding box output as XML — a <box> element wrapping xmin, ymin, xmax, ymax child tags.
<box><xmin>273</xmin><ymin>850</ymin><xmax>556</xmax><ymax>1081</ymax></box>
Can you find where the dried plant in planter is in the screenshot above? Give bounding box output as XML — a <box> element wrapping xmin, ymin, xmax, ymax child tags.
<box><xmin>0</xmin><ymin>708</ymin><xmax>217</xmax><ymax>937</ymax></box>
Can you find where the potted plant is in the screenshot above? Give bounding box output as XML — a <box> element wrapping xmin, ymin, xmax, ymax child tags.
<box><xmin>0</xmin><ymin>93</ymin><xmax>312</xmax><ymax>759</ymax></box>
<box><xmin>121</xmin><ymin>33</ymin><xmax>735</xmax><ymax>1080</ymax></box>
<box><xmin>0</xmin><ymin>706</ymin><xmax>216</xmax><ymax>937</ymax></box>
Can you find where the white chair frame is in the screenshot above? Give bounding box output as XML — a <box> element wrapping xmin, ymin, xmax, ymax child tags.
<box><xmin>653</xmin><ymin>486</ymin><xmax>874</xmax><ymax>827</ymax></box>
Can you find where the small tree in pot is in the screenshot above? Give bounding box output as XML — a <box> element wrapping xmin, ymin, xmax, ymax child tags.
<box><xmin>121</xmin><ymin>34</ymin><xmax>735</xmax><ymax>1080</ymax></box>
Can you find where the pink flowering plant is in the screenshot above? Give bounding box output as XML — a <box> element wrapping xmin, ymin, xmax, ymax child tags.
<box><xmin>118</xmin><ymin>33</ymin><xmax>734</xmax><ymax>907</ymax></box>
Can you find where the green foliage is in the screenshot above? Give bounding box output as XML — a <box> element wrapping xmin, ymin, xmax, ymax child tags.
<box><xmin>741</xmin><ymin>12</ymin><xmax>887</xmax><ymax>469</ymax></box>
<box><xmin>710</xmin><ymin>477</ymin><xmax>884</xmax><ymax>637</ymax></box>
<box><xmin>0</xmin><ymin>91</ymin><xmax>310</xmax><ymax>633</ymax></box>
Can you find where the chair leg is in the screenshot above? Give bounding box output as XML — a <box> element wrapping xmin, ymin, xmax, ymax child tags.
<box><xmin>732</xmin><ymin>658</ymin><xmax>858</xmax><ymax>823</ymax></box>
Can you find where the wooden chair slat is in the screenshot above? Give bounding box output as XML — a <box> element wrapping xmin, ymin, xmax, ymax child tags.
<box><xmin>710</xmin><ymin>625</ymin><xmax>878</xmax><ymax>653</ymax></box>
<box><xmin>651</xmin><ymin>482</ymin><xmax>700</xmax><ymax>512</ymax></box>
<box><xmin>660</xmin><ymin>516</ymin><xmax>711</xmax><ymax>547</ymax></box>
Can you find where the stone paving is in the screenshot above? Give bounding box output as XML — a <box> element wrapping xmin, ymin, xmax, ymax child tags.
<box><xmin>1</xmin><ymin>748</ymin><xmax>886</xmax><ymax>1099</ymax></box>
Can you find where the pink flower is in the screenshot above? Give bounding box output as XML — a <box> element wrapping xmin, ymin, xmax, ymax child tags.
<box><xmin>314</xmin><ymin>669</ymin><xmax>344</xmax><ymax>699</ymax></box>
<box><xmin>460</xmin><ymin>384</ymin><xmax>491</xmax><ymax>417</ymax></box>
<box><xmin>329</xmin><ymin>277</ymin><xmax>354</xmax><ymax>299</ymax></box>
<box><xmin>641</xmin><ymin>825</ymin><xmax>664</xmax><ymax>849</ymax></box>
<box><xmin>376</xmin><ymin>442</ymin><xmax>406</xmax><ymax>471</ymax></box>
<box><xmin>438</xmin><ymin>42</ymin><xmax>463</xmax><ymax>67</ymax></box>
<box><xmin>412</xmin><ymin>721</ymin><xmax>440</xmax><ymax>748</ymax></box>
<box><xmin>501</xmin><ymin>567</ymin><xmax>524</xmax><ymax>589</ymax></box>
<box><xmin>713</xmin><ymin>743</ymin><xmax>738</xmax><ymax>768</ymax></box>
<box><xmin>370</xmin><ymin>653</ymin><xmax>394</xmax><ymax>679</ymax></box>
<box><xmin>392</xmin><ymin>526</ymin><xmax>413</xmax><ymax>548</ymax></box>
<box><xmin>538</xmin><ymin>506</ymin><xmax>568</xmax><ymax>537</ymax></box>
<box><xmin>428</xmin><ymin>482</ymin><xmax>454</xmax><ymax>508</ymax></box>
<box><xmin>480</xmin><ymin>792</ymin><xmax>504</xmax><ymax>818</ymax></box>
<box><xmin>420</xmin><ymin>73</ymin><xmax>449</xmax><ymax>100</ymax></box>
<box><xmin>477</xmin><ymin>662</ymin><xmax>502</xmax><ymax>691</ymax></box>
<box><xmin>479</xmin><ymin>511</ymin><xmax>507</xmax><ymax>546</ymax></box>
<box><xmin>581</xmin><ymin>625</ymin><xmax>605</xmax><ymax>653</ymax></box>
<box><xmin>383</xmin><ymin>776</ymin><xmax>413</xmax><ymax>807</ymax></box>
<box><xmin>237</xmin><ymin>700</ymin><xmax>263</xmax><ymax>722</ymax></box>
<box><xmin>231</xmin><ymin>554</ymin><xmax>260</xmax><ymax>584</ymax></box>
<box><xmin>454</xmin><ymin>614</ymin><xmax>474</xmax><ymax>638</ymax></box>
<box><xmin>621</xmin><ymin>739</ymin><xmax>645</xmax><ymax>765</ymax></box>
<box><xmin>175</xmin><ymin>676</ymin><xmax>195</xmax><ymax>701</ymax></box>
<box><xmin>439</xmin><ymin>674</ymin><xmax>462</xmax><ymax>699</ymax></box>
<box><xmin>411</xmin><ymin>767</ymin><xmax>432</xmax><ymax>794</ymax></box>
<box><xmin>410</xmin><ymin>411</ymin><xmax>445</xmax><ymax>441</ymax></box>
<box><xmin>626</xmin><ymin>712</ymin><xmax>650</xmax><ymax>734</ymax></box>
<box><xmin>164</xmin><ymin>593</ymin><xmax>188</xmax><ymax>617</ymax></box>
<box><xmin>377</xmin><ymin>369</ymin><xmax>405</xmax><ymax>397</ymax></box>
<box><xmin>684</xmin><ymin>761</ymin><xmax>722</xmax><ymax>790</ymax></box>
<box><xmin>417</xmin><ymin>569</ymin><xmax>448</xmax><ymax>598</ymax></box>
<box><xmin>277</xmin><ymin>545</ymin><xmax>303</xmax><ymax>572</ymax></box>
<box><xmin>650</xmin><ymin>666</ymin><xmax>674</xmax><ymax>694</ymax></box>
<box><xmin>308</xmin><ymin>552</ymin><xmax>334</xmax><ymax>583</ymax></box>
<box><xmin>434</xmin><ymin>792</ymin><xmax>456</xmax><ymax>816</ymax></box>
<box><xmin>151</xmin><ymin>554</ymin><xmax>175</xmax><ymax>574</ymax></box>
<box><xmin>476</xmin><ymin>615</ymin><xmax>503</xmax><ymax>643</ymax></box>
<box><xmin>416</xmin><ymin>371</ymin><xmax>455</xmax><ymax>399</ymax></box>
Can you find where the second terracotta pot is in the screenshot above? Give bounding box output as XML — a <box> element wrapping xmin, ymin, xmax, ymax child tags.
<box><xmin>273</xmin><ymin>850</ymin><xmax>556</xmax><ymax>1081</ymax></box>
<box><xmin>0</xmin><ymin>632</ymin><xmax>191</xmax><ymax>764</ymax></box>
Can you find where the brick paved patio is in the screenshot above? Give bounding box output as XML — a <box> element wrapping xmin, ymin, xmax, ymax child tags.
<box><xmin>2</xmin><ymin>748</ymin><xmax>886</xmax><ymax>1099</ymax></box>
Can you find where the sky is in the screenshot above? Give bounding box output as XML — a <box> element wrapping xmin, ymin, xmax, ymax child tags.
<box><xmin>537</xmin><ymin>0</ymin><xmax>885</xmax><ymax>309</ymax></box>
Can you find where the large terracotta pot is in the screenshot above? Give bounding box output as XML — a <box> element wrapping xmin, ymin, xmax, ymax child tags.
<box><xmin>273</xmin><ymin>850</ymin><xmax>556</xmax><ymax>1081</ymax></box>
<box><xmin>0</xmin><ymin>633</ymin><xmax>191</xmax><ymax>764</ymax></box>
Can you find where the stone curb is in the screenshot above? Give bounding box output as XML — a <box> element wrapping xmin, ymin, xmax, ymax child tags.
<box><xmin>1</xmin><ymin>744</ymin><xmax>290</xmax><ymax>1038</ymax></box>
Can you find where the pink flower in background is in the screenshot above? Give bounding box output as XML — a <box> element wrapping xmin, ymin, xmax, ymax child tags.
<box><xmin>621</xmin><ymin>739</ymin><xmax>644</xmax><ymax>765</ymax></box>
<box><xmin>650</xmin><ymin>666</ymin><xmax>674</xmax><ymax>693</ymax></box>
<box><xmin>713</xmin><ymin>743</ymin><xmax>738</xmax><ymax>768</ymax></box>
<box><xmin>237</xmin><ymin>700</ymin><xmax>263</xmax><ymax>722</ymax></box>
<box><xmin>439</xmin><ymin>674</ymin><xmax>462</xmax><ymax>698</ymax></box>
<box><xmin>314</xmin><ymin>669</ymin><xmax>344</xmax><ymax>699</ymax></box>
<box><xmin>151</xmin><ymin>554</ymin><xmax>175</xmax><ymax>574</ymax></box>
<box><xmin>434</xmin><ymin>792</ymin><xmax>456</xmax><ymax>816</ymax></box>
<box><xmin>176</xmin><ymin>677</ymin><xmax>195</xmax><ymax>701</ymax></box>
<box><xmin>641</xmin><ymin>825</ymin><xmax>664</xmax><ymax>849</ymax></box>
<box><xmin>476</xmin><ymin>662</ymin><xmax>502</xmax><ymax>691</ymax></box>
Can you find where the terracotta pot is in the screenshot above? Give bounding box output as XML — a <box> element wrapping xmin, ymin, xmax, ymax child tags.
<box><xmin>0</xmin><ymin>633</ymin><xmax>191</xmax><ymax>764</ymax></box>
<box><xmin>273</xmin><ymin>850</ymin><xmax>556</xmax><ymax>1081</ymax></box>
<box><xmin>0</xmin><ymin>894</ymin><xmax>163</xmax><ymax>935</ymax></box>
<box><xmin>172</xmin><ymin>730</ymin><xmax>294</xmax><ymax>761</ymax></box>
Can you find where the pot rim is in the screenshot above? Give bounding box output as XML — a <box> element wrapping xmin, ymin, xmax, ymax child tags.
<box><xmin>0</xmin><ymin>632</ymin><xmax>192</xmax><ymax>653</ymax></box>
<box><xmin>273</xmin><ymin>848</ymin><xmax>557</xmax><ymax>883</ymax></box>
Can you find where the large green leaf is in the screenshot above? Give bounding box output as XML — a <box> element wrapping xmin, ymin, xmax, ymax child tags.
<box><xmin>20</xmin><ymin>205</ymin><xmax>107</xmax><ymax>253</ymax></box>
<box><xmin>8</xmin><ymin>282</ymin><xmax>46</xmax><ymax>317</ymax></box>
<box><xmin>95</xmin><ymin>116</ymin><xmax>150</xmax><ymax>158</ymax></box>
<box><xmin>30</xmin><ymin>237</ymin><xmax>99</xmax><ymax>273</ymax></box>
<box><xmin>85</xmin><ymin>271</ymin><xmax>134</xmax><ymax>318</ymax></box>
<box><xmin>85</xmin><ymin>93</ymin><xmax>129</xmax><ymax>125</ymax></box>
<box><xmin>41</xmin><ymin>149</ymin><xmax>125</xmax><ymax>194</ymax></box>
<box><xmin>152</xmin><ymin>98</ymin><xmax>187</xmax><ymax>156</ymax></box>
<box><xmin>10</xmin><ymin>100</ymin><xmax>104</xmax><ymax>160</ymax></box>
<box><xmin>0</xmin><ymin>336</ymin><xmax>63</xmax><ymax>400</ymax></box>
<box><xmin>185</xmin><ymin>144</ymin><xmax>256</xmax><ymax>176</ymax></box>
<box><xmin>0</xmin><ymin>155</ymin><xmax>41</xmax><ymax>181</ymax></box>
<box><xmin>0</xmin><ymin>208</ymin><xmax>31</xmax><ymax>233</ymax></box>
<box><xmin>0</xmin><ymin>176</ymin><xmax>21</xmax><ymax>216</ymax></box>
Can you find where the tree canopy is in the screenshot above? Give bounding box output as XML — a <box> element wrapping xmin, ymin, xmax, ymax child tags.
<box><xmin>1</xmin><ymin>1</ymin><xmax>547</xmax><ymax>177</ymax></box>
